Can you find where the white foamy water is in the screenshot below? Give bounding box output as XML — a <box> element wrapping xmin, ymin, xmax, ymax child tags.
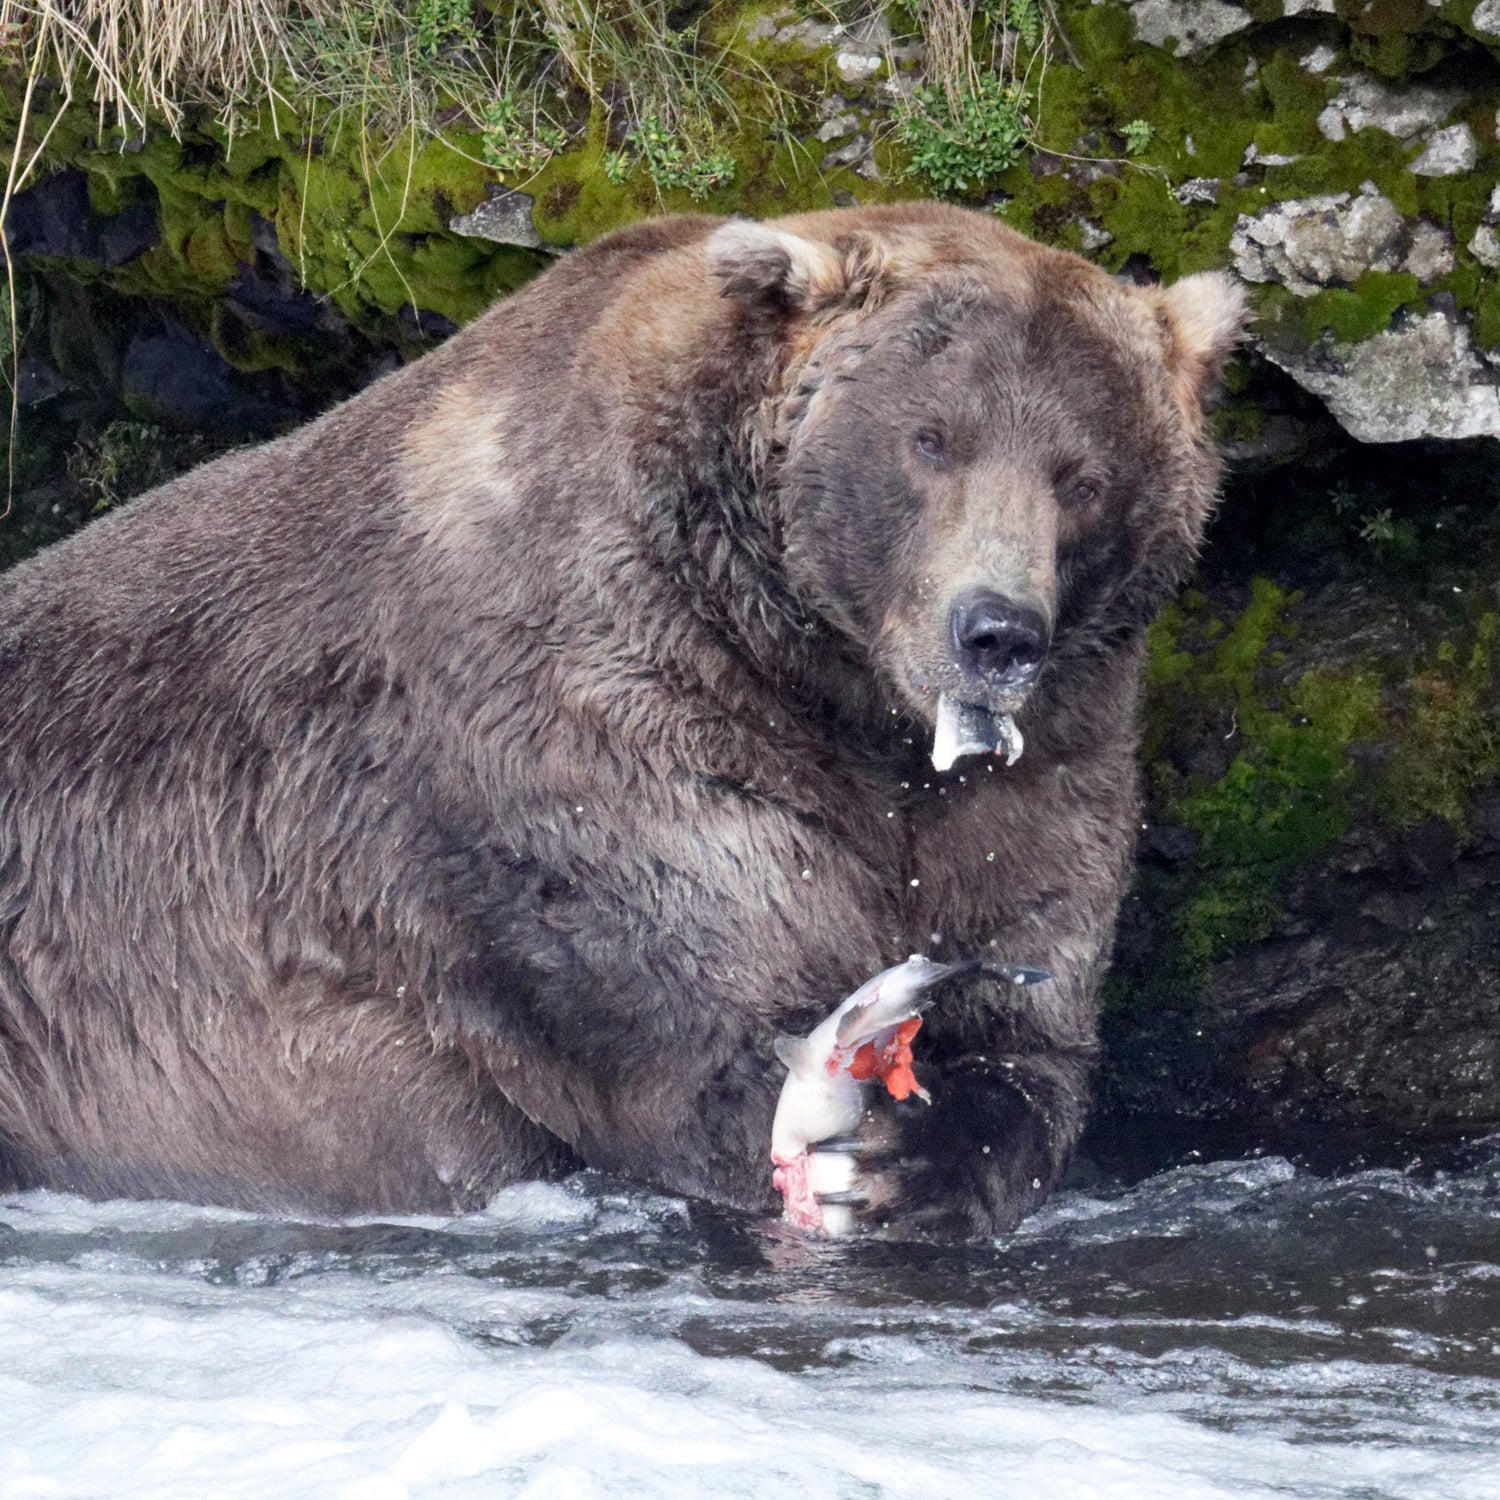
<box><xmin>4</xmin><ymin>1152</ymin><xmax>1500</xmax><ymax>1500</ymax></box>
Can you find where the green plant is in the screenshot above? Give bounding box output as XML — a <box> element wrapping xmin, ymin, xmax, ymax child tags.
<box><xmin>1121</xmin><ymin>118</ymin><xmax>1154</xmax><ymax>156</ymax></box>
<box><xmin>1328</xmin><ymin>478</ymin><xmax>1360</xmax><ymax>516</ymax></box>
<box><xmin>1358</xmin><ymin>506</ymin><xmax>1396</xmax><ymax>544</ymax></box>
<box><xmin>67</xmin><ymin>421</ymin><xmax>187</xmax><ymax>512</ymax></box>
<box><xmin>897</xmin><ymin>73</ymin><xmax>1030</xmax><ymax>195</ymax></box>
<box><xmin>1005</xmin><ymin>0</ymin><xmax>1043</xmax><ymax>49</ymax></box>
<box><xmin>0</xmin><ymin>0</ymin><xmax>785</xmax><ymax>168</ymax></box>
<box><xmin>621</xmin><ymin>115</ymin><xmax>735</xmax><ymax>199</ymax></box>
<box><xmin>479</xmin><ymin>94</ymin><xmax>567</xmax><ymax>180</ymax></box>
<box><xmin>412</xmin><ymin>0</ymin><xmax>477</xmax><ymax>57</ymax></box>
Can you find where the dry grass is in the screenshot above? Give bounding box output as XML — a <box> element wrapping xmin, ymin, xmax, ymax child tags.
<box><xmin>0</xmin><ymin>0</ymin><xmax>787</xmax><ymax>144</ymax></box>
<box><xmin>1</xmin><ymin>0</ymin><xmax>318</xmax><ymax>133</ymax></box>
<box><xmin>920</xmin><ymin>0</ymin><xmax>982</xmax><ymax>105</ymax></box>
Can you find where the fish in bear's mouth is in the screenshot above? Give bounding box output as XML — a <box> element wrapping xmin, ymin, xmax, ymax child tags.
<box><xmin>931</xmin><ymin>693</ymin><xmax>1024</xmax><ymax>773</ymax></box>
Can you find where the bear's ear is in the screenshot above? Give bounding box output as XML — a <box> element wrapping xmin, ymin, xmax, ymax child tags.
<box><xmin>706</xmin><ymin>220</ymin><xmax>886</xmax><ymax>314</ymax></box>
<box><xmin>1152</xmin><ymin>271</ymin><xmax>1250</xmax><ymax>402</ymax></box>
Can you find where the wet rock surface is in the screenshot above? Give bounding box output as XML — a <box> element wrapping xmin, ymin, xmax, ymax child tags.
<box><xmin>1101</xmin><ymin>431</ymin><xmax>1500</xmax><ymax>1144</ymax></box>
<box><xmin>1107</xmin><ymin>821</ymin><xmax>1500</xmax><ymax>1136</ymax></box>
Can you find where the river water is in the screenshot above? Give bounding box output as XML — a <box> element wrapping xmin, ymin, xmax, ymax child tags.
<box><xmin>3</xmin><ymin>1137</ymin><xmax>1500</xmax><ymax>1499</ymax></box>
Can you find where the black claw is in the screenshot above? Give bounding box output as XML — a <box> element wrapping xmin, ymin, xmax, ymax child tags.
<box><xmin>814</xmin><ymin>1189</ymin><xmax>869</xmax><ymax>1207</ymax></box>
<box><xmin>808</xmin><ymin>1135</ymin><xmax>864</xmax><ymax>1155</ymax></box>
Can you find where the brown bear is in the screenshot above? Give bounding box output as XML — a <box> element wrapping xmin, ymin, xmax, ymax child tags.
<box><xmin>0</xmin><ymin>203</ymin><xmax>1243</xmax><ymax>1235</ymax></box>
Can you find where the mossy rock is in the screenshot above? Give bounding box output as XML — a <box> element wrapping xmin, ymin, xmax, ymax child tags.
<box><xmin>3</xmin><ymin>0</ymin><xmax>1497</xmax><ymax>443</ymax></box>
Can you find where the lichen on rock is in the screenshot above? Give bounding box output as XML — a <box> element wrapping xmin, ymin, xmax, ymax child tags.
<box><xmin>1267</xmin><ymin>311</ymin><xmax>1500</xmax><ymax>443</ymax></box>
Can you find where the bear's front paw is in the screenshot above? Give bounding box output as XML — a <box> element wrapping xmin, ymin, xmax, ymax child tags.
<box><xmin>819</xmin><ymin>1057</ymin><xmax>1075</xmax><ymax>1240</ymax></box>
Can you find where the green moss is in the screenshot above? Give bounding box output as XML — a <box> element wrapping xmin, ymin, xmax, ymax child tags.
<box><xmin>1472</xmin><ymin>277</ymin><xmax>1500</xmax><ymax>351</ymax></box>
<box><xmin>1337</xmin><ymin>0</ymin><xmax>1455</xmax><ymax>76</ymax></box>
<box><xmin>4</xmin><ymin>0</ymin><xmax>1495</xmax><ymax>399</ymax></box>
<box><xmin>1313</xmin><ymin>272</ymin><xmax>1420</xmax><ymax>343</ymax></box>
<box><xmin>1132</xmin><ymin>571</ymin><xmax>1500</xmax><ymax>1010</ymax></box>
<box><xmin>1143</xmin><ymin>578</ymin><xmax>1384</xmax><ymax>984</ymax></box>
<box><xmin>1381</xmin><ymin>614</ymin><xmax>1500</xmax><ymax>832</ymax></box>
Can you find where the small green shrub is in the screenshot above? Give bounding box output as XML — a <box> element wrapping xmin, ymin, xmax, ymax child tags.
<box><xmin>411</xmin><ymin>0</ymin><xmax>477</xmax><ymax>57</ymax></box>
<box><xmin>479</xmin><ymin>94</ymin><xmax>567</xmax><ymax>181</ymax></box>
<box><xmin>621</xmin><ymin>116</ymin><xmax>735</xmax><ymax>199</ymax></box>
<box><xmin>1327</xmin><ymin>478</ymin><xmax>1360</xmax><ymax>517</ymax></box>
<box><xmin>897</xmin><ymin>74</ymin><xmax>1030</xmax><ymax>195</ymax></box>
<box><xmin>67</xmin><ymin>421</ymin><xmax>192</xmax><ymax>512</ymax></box>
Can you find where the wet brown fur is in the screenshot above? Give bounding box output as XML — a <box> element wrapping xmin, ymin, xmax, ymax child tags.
<box><xmin>0</xmin><ymin>205</ymin><xmax>1242</xmax><ymax>1232</ymax></box>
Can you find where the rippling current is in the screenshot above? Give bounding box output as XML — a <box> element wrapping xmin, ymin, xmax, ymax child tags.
<box><xmin>4</xmin><ymin>1139</ymin><xmax>1500</xmax><ymax>1498</ymax></box>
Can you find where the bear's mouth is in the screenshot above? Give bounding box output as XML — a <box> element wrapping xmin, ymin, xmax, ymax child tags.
<box><xmin>931</xmin><ymin>694</ymin><xmax>1023</xmax><ymax>773</ymax></box>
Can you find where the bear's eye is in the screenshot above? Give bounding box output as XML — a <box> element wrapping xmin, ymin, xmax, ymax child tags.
<box><xmin>914</xmin><ymin>428</ymin><xmax>946</xmax><ymax>461</ymax></box>
<box><xmin>1069</xmin><ymin>476</ymin><xmax>1104</xmax><ymax>506</ymax></box>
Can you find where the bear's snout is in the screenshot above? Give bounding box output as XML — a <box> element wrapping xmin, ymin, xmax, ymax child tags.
<box><xmin>948</xmin><ymin>588</ymin><xmax>1050</xmax><ymax>693</ymax></box>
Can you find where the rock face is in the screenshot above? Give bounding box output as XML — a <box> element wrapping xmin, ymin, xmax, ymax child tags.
<box><xmin>5</xmin><ymin>0</ymin><xmax>1499</xmax><ymax>445</ymax></box>
<box><xmin>1108</xmin><ymin>817</ymin><xmax>1500</xmax><ymax>1139</ymax></box>
<box><xmin>1128</xmin><ymin>0</ymin><xmax>1252</xmax><ymax>57</ymax></box>
<box><xmin>1263</xmin><ymin>313</ymin><xmax>1500</xmax><ymax>444</ymax></box>
<box><xmin>1231</xmin><ymin>190</ymin><xmax>1429</xmax><ymax>295</ymax></box>
<box><xmin>5</xmin><ymin>168</ymin><xmax>158</xmax><ymax>267</ymax></box>
<box><xmin>1115</xmin><ymin>9</ymin><xmax>1500</xmax><ymax>444</ymax></box>
<box><xmin>1233</xmin><ymin>190</ymin><xmax>1499</xmax><ymax>441</ymax></box>
<box><xmin>1099</xmin><ymin>434</ymin><xmax>1500</xmax><ymax>1148</ymax></box>
<box><xmin>449</xmin><ymin>187</ymin><xmax>547</xmax><ymax>250</ymax></box>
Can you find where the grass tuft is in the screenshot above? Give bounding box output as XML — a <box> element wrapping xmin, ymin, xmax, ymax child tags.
<box><xmin>894</xmin><ymin>0</ymin><xmax>1049</xmax><ymax>197</ymax></box>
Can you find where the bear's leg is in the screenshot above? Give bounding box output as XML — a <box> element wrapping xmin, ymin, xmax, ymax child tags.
<box><xmin>0</xmin><ymin>1131</ymin><xmax>36</xmax><ymax>1193</ymax></box>
<box><xmin>0</xmin><ymin>967</ymin><xmax>580</xmax><ymax>1215</ymax></box>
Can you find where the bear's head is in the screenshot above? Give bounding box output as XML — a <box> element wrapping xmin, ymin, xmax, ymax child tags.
<box><xmin>707</xmin><ymin>206</ymin><xmax>1246</xmax><ymax>767</ymax></box>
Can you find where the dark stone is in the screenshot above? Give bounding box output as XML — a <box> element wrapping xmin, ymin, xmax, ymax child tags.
<box><xmin>1139</xmin><ymin>822</ymin><xmax>1201</xmax><ymax>866</ymax></box>
<box><xmin>1396</xmin><ymin>816</ymin><xmax>1459</xmax><ymax>884</ymax></box>
<box><xmin>6</xmin><ymin>170</ymin><xmax>95</xmax><ymax>259</ymax></box>
<box><xmin>1466</xmin><ymin>785</ymin><xmax>1500</xmax><ymax>852</ymax></box>
<box><xmin>6</xmin><ymin>169</ymin><xmax>159</xmax><ymax>268</ymax></box>
<box><xmin>397</xmin><ymin>304</ymin><xmax>459</xmax><ymax>342</ymax></box>
<box><xmin>15</xmin><ymin>358</ymin><xmax>67</xmax><ymax>407</ymax></box>
<box><xmin>121</xmin><ymin>320</ymin><xmax>292</xmax><ymax>435</ymax></box>
<box><xmin>1115</xmin><ymin>253</ymin><xmax>1159</xmax><ymax>287</ymax></box>
<box><xmin>94</xmin><ymin>198</ymin><xmax>160</xmax><ymax>267</ymax></box>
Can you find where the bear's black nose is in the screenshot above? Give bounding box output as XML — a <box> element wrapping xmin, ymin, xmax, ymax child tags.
<box><xmin>950</xmin><ymin>590</ymin><xmax>1049</xmax><ymax>686</ymax></box>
